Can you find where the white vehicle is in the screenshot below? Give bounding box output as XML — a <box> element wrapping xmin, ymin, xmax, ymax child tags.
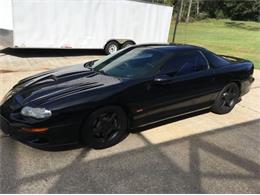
<box><xmin>0</xmin><ymin>0</ymin><xmax>173</xmax><ymax>54</ymax></box>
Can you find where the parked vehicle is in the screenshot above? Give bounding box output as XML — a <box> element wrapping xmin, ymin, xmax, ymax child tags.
<box><xmin>0</xmin><ymin>0</ymin><xmax>173</xmax><ymax>54</ymax></box>
<box><xmin>0</xmin><ymin>44</ymin><xmax>254</xmax><ymax>150</ymax></box>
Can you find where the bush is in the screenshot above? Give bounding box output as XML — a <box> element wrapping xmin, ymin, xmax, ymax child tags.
<box><xmin>195</xmin><ymin>12</ymin><xmax>209</xmax><ymax>21</ymax></box>
<box><xmin>215</xmin><ymin>10</ymin><xmax>226</xmax><ymax>19</ymax></box>
<box><xmin>188</xmin><ymin>16</ymin><xmax>196</xmax><ymax>23</ymax></box>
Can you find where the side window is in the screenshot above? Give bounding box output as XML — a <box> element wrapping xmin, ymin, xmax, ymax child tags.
<box><xmin>160</xmin><ymin>55</ymin><xmax>190</xmax><ymax>76</ymax></box>
<box><xmin>160</xmin><ymin>51</ymin><xmax>209</xmax><ymax>76</ymax></box>
<box><xmin>203</xmin><ymin>50</ymin><xmax>230</xmax><ymax>67</ymax></box>
<box><xmin>194</xmin><ymin>52</ymin><xmax>209</xmax><ymax>72</ymax></box>
<box><xmin>176</xmin><ymin>51</ymin><xmax>209</xmax><ymax>76</ymax></box>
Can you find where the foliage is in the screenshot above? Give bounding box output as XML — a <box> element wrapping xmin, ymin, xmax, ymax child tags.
<box><xmin>196</xmin><ymin>0</ymin><xmax>260</xmax><ymax>22</ymax></box>
<box><xmin>224</xmin><ymin>0</ymin><xmax>260</xmax><ymax>21</ymax></box>
<box><xmin>146</xmin><ymin>0</ymin><xmax>260</xmax><ymax>22</ymax></box>
<box><xmin>195</xmin><ymin>12</ymin><xmax>209</xmax><ymax>20</ymax></box>
<box><xmin>215</xmin><ymin>10</ymin><xmax>225</xmax><ymax>19</ymax></box>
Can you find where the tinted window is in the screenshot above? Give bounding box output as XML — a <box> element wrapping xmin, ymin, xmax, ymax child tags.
<box><xmin>203</xmin><ymin>50</ymin><xmax>230</xmax><ymax>67</ymax></box>
<box><xmin>160</xmin><ymin>51</ymin><xmax>209</xmax><ymax>76</ymax></box>
<box><xmin>160</xmin><ymin>54</ymin><xmax>189</xmax><ymax>76</ymax></box>
<box><xmin>177</xmin><ymin>52</ymin><xmax>208</xmax><ymax>75</ymax></box>
<box><xmin>91</xmin><ymin>48</ymin><xmax>171</xmax><ymax>79</ymax></box>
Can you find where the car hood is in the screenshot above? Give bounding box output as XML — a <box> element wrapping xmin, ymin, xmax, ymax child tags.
<box><xmin>7</xmin><ymin>64</ymin><xmax>122</xmax><ymax>109</ymax></box>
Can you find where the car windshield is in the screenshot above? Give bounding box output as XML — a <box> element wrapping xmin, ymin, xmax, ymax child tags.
<box><xmin>91</xmin><ymin>48</ymin><xmax>168</xmax><ymax>79</ymax></box>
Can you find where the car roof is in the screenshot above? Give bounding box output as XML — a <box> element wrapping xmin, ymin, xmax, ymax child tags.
<box><xmin>134</xmin><ymin>43</ymin><xmax>204</xmax><ymax>53</ymax></box>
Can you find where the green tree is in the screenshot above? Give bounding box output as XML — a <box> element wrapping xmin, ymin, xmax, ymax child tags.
<box><xmin>224</xmin><ymin>0</ymin><xmax>260</xmax><ymax>21</ymax></box>
<box><xmin>199</xmin><ymin>0</ymin><xmax>260</xmax><ymax>21</ymax></box>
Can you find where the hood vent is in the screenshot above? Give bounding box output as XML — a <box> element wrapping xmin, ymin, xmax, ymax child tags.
<box><xmin>24</xmin><ymin>75</ymin><xmax>57</xmax><ymax>88</ymax></box>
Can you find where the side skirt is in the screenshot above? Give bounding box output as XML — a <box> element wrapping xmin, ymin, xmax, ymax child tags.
<box><xmin>135</xmin><ymin>106</ymin><xmax>211</xmax><ymax>129</ymax></box>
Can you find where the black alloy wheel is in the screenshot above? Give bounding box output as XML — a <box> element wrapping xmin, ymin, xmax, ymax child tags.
<box><xmin>211</xmin><ymin>83</ymin><xmax>240</xmax><ymax>114</ymax></box>
<box><xmin>82</xmin><ymin>106</ymin><xmax>128</xmax><ymax>149</ymax></box>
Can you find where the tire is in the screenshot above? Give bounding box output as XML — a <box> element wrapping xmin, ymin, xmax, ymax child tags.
<box><xmin>81</xmin><ymin>106</ymin><xmax>129</xmax><ymax>149</ymax></box>
<box><xmin>122</xmin><ymin>41</ymin><xmax>135</xmax><ymax>49</ymax></box>
<box><xmin>211</xmin><ymin>83</ymin><xmax>240</xmax><ymax>114</ymax></box>
<box><xmin>104</xmin><ymin>41</ymin><xmax>120</xmax><ymax>55</ymax></box>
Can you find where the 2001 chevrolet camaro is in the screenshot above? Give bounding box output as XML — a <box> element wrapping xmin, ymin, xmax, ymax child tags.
<box><xmin>0</xmin><ymin>44</ymin><xmax>254</xmax><ymax>150</ymax></box>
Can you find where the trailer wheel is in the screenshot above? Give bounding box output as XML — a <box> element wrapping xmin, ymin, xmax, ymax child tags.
<box><xmin>122</xmin><ymin>41</ymin><xmax>135</xmax><ymax>49</ymax></box>
<box><xmin>105</xmin><ymin>41</ymin><xmax>120</xmax><ymax>55</ymax></box>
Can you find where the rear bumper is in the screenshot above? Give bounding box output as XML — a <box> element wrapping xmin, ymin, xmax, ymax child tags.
<box><xmin>240</xmin><ymin>76</ymin><xmax>254</xmax><ymax>96</ymax></box>
<box><xmin>0</xmin><ymin>115</ymin><xmax>81</xmax><ymax>150</ymax></box>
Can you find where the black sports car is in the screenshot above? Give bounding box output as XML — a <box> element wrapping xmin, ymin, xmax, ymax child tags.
<box><xmin>0</xmin><ymin>44</ymin><xmax>254</xmax><ymax>150</ymax></box>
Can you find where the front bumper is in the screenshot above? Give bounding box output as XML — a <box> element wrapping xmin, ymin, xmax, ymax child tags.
<box><xmin>0</xmin><ymin>115</ymin><xmax>81</xmax><ymax>150</ymax></box>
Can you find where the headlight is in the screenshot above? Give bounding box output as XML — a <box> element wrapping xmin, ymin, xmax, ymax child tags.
<box><xmin>21</xmin><ymin>106</ymin><xmax>52</xmax><ymax>119</ymax></box>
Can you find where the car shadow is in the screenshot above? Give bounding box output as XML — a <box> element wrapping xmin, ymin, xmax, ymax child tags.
<box><xmin>1</xmin><ymin>118</ymin><xmax>260</xmax><ymax>193</ymax></box>
<box><xmin>0</xmin><ymin>48</ymin><xmax>105</xmax><ymax>58</ymax></box>
<box><xmin>0</xmin><ymin>137</ymin><xmax>18</xmax><ymax>193</ymax></box>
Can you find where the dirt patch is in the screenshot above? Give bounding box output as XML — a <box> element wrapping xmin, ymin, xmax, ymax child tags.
<box><xmin>0</xmin><ymin>68</ymin><xmax>50</xmax><ymax>74</ymax></box>
<box><xmin>0</xmin><ymin>69</ymin><xmax>15</xmax><ymax>73</ymax></box>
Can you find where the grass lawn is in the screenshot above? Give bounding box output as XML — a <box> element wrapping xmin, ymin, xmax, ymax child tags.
<box><xmin>168</xmin><ymin>19</ymin><xmax>260</xmax><ymax>69</ymax></box>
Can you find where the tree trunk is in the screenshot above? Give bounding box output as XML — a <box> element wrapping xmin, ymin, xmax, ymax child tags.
<box><xmin>178</xmin><ymin>0</ymin><xmax>184</xmax><ymax>21</ymax></box>
<box><xmin>186</xmin><ymin>0</ymin><xmax>192</xmax><ymax>23</ymax></box>
<box><xmin>196</xmin><ymin>0</ymin><xmax>199</xmax><ymax>15</ymax></box>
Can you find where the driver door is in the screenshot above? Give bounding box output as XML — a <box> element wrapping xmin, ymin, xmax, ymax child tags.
<box><xmin>133</xmin><ymin>50</ymin><xmax>216</xmax><ymax>127</ymax></box>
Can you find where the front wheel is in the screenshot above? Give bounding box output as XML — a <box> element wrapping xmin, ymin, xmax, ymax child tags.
<box><xmin>211</xmin><ymin>83</ymin><xmax>240</xmax><ymax>114</ymax></box>
<box><xmin>81</xmin><ymin>106</ymin><xmax>128</xmax><ymax>149</ymax></box>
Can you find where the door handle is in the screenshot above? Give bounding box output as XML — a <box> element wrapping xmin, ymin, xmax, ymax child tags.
<box><xmin>146</xmin><ymin>83</ymin><xmax>151</xmax><ymax>91</ymax></box>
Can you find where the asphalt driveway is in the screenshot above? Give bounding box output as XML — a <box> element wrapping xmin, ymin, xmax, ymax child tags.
<box><xmin>0</xmin><ymin>48</ymin><xmax>260</xmax><ymax>193</ymax></box>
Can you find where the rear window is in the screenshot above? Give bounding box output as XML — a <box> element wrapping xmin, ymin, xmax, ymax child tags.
<box><xmin>203</xmin><ymin>50</ymin><xmax>230</xmax><ymax>67</ymax></box>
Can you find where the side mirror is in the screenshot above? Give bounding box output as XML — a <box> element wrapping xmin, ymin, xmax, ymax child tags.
<box><xmin>90</xmin><ymin>59</ymin><xmax>98</xmax><ymax>66</ymax></box>
<box><xmin>84</xmin><ymin>59</ymin><xmax>98</xmax><ymax>68</ymax></box>
<box><xmin>154</xmin><ymin>74</ymin><xmax>172</xmax><ymax>83</ymax></box>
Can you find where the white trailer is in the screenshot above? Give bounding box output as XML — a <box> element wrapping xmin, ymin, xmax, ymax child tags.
<box><xmin>0</xmin><ymin>0</ymin><xmax>173</xmax><ymax>54</ymax></box>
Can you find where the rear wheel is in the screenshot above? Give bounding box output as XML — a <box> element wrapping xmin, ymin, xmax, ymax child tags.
<box><xmin>211</xmin><ymin>83</ymin><xmax>240</xmax><ymax>114</ymax></box>
<box><xmin>81</xmin><ymin>106</ymin><xmax>128</xmax><ymax>149</ymax></box>
<box><xmin>104</xmin><ymin>41</ymin><xmax>120</xmax><ymax>55</ymax></box>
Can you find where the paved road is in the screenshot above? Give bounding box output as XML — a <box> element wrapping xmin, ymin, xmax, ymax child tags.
<box><xmin>0</xmin><ymin>48</ymin><xmax>260</xmax><ymax>193</ymax></box>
